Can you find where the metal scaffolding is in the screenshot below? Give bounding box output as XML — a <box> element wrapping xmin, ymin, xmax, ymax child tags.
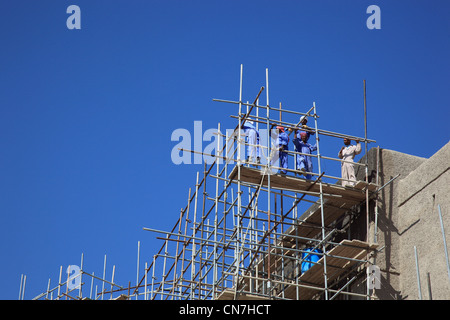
<box><xmin>30</xmin><ymin>65</ymin><xmax>380</xmax><ymax>300</ymax></box>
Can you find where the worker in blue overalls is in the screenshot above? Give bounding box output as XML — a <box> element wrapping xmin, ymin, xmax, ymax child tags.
<box><xmin>292</xmin><ymin>131</ymin><xmax>317</xmax><ymax>180</ymax></box>
<box><xmin>294</xmin><ymin>116</ymin><xmax>315</xmax><ymax>172</ymax></box>
<box><xmin>275</xmin><ymin>126</ymin><xmax>289</xmax><ymax>174</ymax></box>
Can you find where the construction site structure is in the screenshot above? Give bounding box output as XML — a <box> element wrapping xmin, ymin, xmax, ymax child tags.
<box><xmin>25</xmin><ymin>66</ymin><xmax>450</xmax><ymax>300</ymax></box>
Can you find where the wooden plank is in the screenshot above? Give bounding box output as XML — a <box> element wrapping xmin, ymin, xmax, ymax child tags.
<box><xmin>228</xmin><ymin>165</ymin><xmax>372</xmax><ymax>202</ymax></box>
<box><xmin>354</xmin><ymin>181</ymin><xmax>367</xmax><ymax>190</ymax></box>
<box><xmin>354</xmin><ymin>181</ymin><xmax>378</xmax><ymax>192</ymax></box>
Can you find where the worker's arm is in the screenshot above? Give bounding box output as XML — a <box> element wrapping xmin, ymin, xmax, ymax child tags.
<box><xmin>302</xmin><ymin>125</ymin><xmax>315</xmax><ymax>135</ymax></box>
<box><xmin>354</xmin><ymin>140</ymin><xmax>361</xmax><ymax>155</ymax></box>
<box><xmin>338</xmin><ymin>146</ymin><xmax>344</xmax><ymax>159</ymax></box>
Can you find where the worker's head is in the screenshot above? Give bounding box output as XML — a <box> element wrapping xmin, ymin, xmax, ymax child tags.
<box><xmin>300</xmin><ymin>116</ymin><xmax>308</xmax><ymax>125</ymax></box>
<box><xmin>241</xmin><ymin>120</ymin><xmax>254</xmax><ymax>129</ymax></box>
<box><xmin>343</xmin><ymin>138</ymin><xmax>351</xmax><ymax>145</ymax></box>
<box><xmin>300</xmin><ymin>132</ymin><xmax>308</xmax><ymax>142</ymax></box>
<box><xmin>276</xmin><ymin>126</ymin><xmax>285</xmax><ymax>133</ymax></box>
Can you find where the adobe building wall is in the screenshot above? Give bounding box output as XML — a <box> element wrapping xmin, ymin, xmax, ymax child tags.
<box><xmin>349</xmin><ymin>146</ymin><xmax>425</xmax><ymax>299</ymax></box>
<box><xmin>350</xmin><ymin>141</ymin><xmax>450</xmax><ymax>299</ymax></box>
<box><xmin>396</xmin><ymin>141</ymin><xmax>450</xmax><ymax>300</ymax></box>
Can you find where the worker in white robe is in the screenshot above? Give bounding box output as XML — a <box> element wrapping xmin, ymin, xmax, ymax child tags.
<box><xmin>338</xmin><ymin>138</ymin><xmax>361</xmax><ymax>187</ymax></box>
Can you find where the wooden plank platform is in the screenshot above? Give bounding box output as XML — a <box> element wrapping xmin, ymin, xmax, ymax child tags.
<box><xmin>228</xmin><ymin>165</ymin><xmax>376</xmax><ymax>203</ymax></box>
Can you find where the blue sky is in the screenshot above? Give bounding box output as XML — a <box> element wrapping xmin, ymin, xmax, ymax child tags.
<box><xmin>0</xmin><ymin>0</ymin><xmax>449</xmax><ymax>300</ymax></box>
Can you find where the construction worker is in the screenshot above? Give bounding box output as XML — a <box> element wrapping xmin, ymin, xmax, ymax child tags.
<box><xmin>241</xmin><ymin>120</ymin><xmax>261</xmax><ymax>164</ymax></box>
<box><xmin>294</xmin><ymin>116</ymin><xmax>315</xmax><ymax>171</ymax></box>
<box><xmin>275</xmin><ymin>126</ymin><xmax>289</xmax><ymax>174</ymax></box>
<box><xmin>292</xmin><ymin>132</ymin><xmax>317</xmax><ymax>180</ymax></box>
<box><xmin>296</xmin><ymin>116</ymin><xmax>315</xmax><ymax>141</ymax></box>
<box><xmin>338</xmin><ymin>138</ymin><xmax>362</xmax><ymax>187</ymax></box>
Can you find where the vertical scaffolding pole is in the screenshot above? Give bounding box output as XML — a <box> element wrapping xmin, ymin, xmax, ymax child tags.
<box><xmin>313</xmin><ymin>101</ymin><xmax>328</xmax><ymax>299</ymax></box>
<box><xmin>437</xmin><ymin>204</ymin><xmax>450</xmax><ymax>283</ymax></box>
<box><xmin>200</xmin><ymin>161</ymin><xmax>207</xmax><ymax>299</ymax></box>
<box><xmin>426</xmin><ymin>272</ymin><xmax>432</xmax><ymax>300</ymax></box>
<box><xmin>266</xmin><ymin>67</ymin><xmax>272</xmax><ymax>296</ymax></box>
<box><xmin>151</xmin><ymin>255</ymin><xmax>156</xmax><ymax>300</ymax></box>
<box><xmin>180</xmin><ymin>188</ymin><xmax>191</xmax><ymax>297</ymax></box>
<box><xmin>65</xmin><ymin>263</ymin><xmax>69</xmax><ymax>300</ymax></box>
<box><xmin>136</xmin><ymin>241</ymin><xmax>140</xmax><ymax>300</ymax></box>
<box><xmin>364</xmin><ymin>79</ymin><xmax>371</xmax><ymax>300</ymax></box>
<box><xmin>371</xmin><ymin>146</ymin><xmax>380</xmax><ymax>299</ymax></box>
<box><xmin>213</xmin><ymin>122</ymin><xmax>221</xmax><ymax>298</ymax></box>
<box><xmin>79</xmin><ymin>253</ymin><xmax>84</xmax><ymax>299</ymax></box>
<box><xmin>364</xmin><ymin>80</ymin><xmax>370</xmax><ymax>239</ymax></box>
<box><xmin>363</xmin><ymin>81</ymin><xmax>369</xmax><ymax>176</ymax></box>
<box><xmin>90</xmin><ymin>272</ymin><xmax>94</xmax><ymax>300</ymax></box>
<box><xmin>414</xmin><ymin>246</ymin><xmax>422</xmax><ymax>300</ymax></box>
<box><xmin>102</xmin><ymin>255</ymin><xmax>107</xmax><ymax>300</ymax></box>
<box><xmin>110</xmin><ymin>265</ymin><xmax>115</xmax><ymax>300</ymax></box>
<box><xmin>172</xmin><ymin>207</ymin><xmax>184</xmax><ymax>300</ymax></box>
<box><xmin>57</xmin><ymin>265</ymin><xmax>62</xmax><ymax>300</ymax></box>
<box><xmin>18</xmin><ymin>274</ymin><xmax>24</xmax><ymax>300</ymax></box>
<box><xmin>21</xmin><ymin>275</ymin><xmax>26</xmax><ymax>300</ymax></box>
<box><xmin>145</xmin><ymin>262</ymin><xmax>148</xmax><ymax>300</ymax></box>
<box><xmin>161</xmin><ymin>235</ymin><xmax>169</xmax><ymax>299</ymax></box>
<box><xmin>234</xmin><ymin>64</ymin><xmax>243</xmax><ymax>298</ymax></box>
<box><xmin>190</xmin><ymin>172</ymin><xmax>200</xmax><ymax>299</ymax></box>
<box><xmin>222</xmin><ymin>142</ymin><xmax>229</xmax><ymax>293</ymax></box>
<box><xmin>46</xmin><ymin>278</ymin><xmax>51</xmax><ymax>300</ymax></box>
<box><xmin>374</xmin><ymin>146</ymin><xmax>380</xmax><ymax>244</ymax></box>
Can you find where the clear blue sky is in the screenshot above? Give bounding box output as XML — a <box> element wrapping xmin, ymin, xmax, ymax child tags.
<box><xmin>1</xmin><ymin>0</ymin><xmax>449</xmax><ymax>300</ymax></box>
